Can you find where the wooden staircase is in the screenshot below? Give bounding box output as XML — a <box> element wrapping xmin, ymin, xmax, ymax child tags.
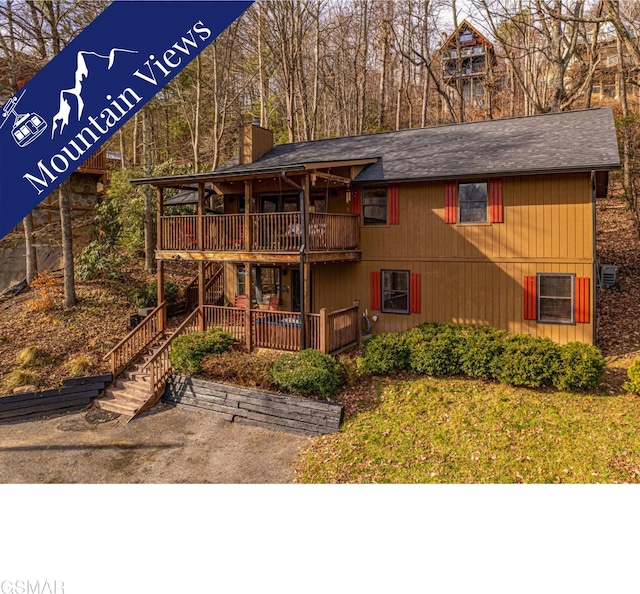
<box><xmin>100</xmin><ymin>305</ymin><xmax>202</xmax><ymax>422</ymax></box>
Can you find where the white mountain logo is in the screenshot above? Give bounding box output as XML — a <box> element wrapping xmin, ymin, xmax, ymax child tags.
<box><xmin>51</xmin><ymin>47</ymin><xmax>138</xmax><ymax>137</ymax></box>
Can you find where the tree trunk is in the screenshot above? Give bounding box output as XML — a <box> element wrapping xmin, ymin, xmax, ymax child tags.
<box><xmin>143</xmin><ymin>108</ymin><xmax>156</xmax><ymax>273</ymax></box>
<box><xmin>58</xmin><ymin>180</ymin><xmax>76</xmax><ymax>308</ymax></box>
<box><xmin>22</xmin><ymin>213</ymin><xmax>37</xmax><ymax>284</ymax></box>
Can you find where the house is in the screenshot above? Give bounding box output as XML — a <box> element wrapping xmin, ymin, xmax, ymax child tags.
<box><xmin>440</xmin><ymin>20</ymin><xmax>499</xmax><ymax>118</ymax></box>
<box><xmin>129</xmin><ymin>107</ymin><xmax>619</xmax><ymax>356</ymax></box>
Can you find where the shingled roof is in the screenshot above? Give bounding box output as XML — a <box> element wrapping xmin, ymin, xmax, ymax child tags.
<box><xmin>134</xmin><ymin>108</ymin><xmax>620</xmax><ymax>188</ymax></box>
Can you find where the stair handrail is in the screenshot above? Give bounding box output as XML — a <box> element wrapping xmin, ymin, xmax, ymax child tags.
<box><xmin>103</xmin><ymin>301</ymin><xmax>167</xmax><ymax>378</ymax></box>
<box><xmin>140</xmin><ymin>307</ymin><xmax>202</xmax><ymax>405</ymax></box>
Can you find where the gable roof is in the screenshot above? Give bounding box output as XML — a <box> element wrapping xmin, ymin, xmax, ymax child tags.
<box><xmin>133</xmin><ymin>108</ymin><xmax>620</xmax><ymax>188</ymax></box>
<box><xmin>217</xmin><ymin>108</ymin><xmax>621</xmax><ymax>183</ymax></box>
<box><xmin>441</xmin><ymin>19</ymin><xmax>494</xmax><ymax>50</ymax></box>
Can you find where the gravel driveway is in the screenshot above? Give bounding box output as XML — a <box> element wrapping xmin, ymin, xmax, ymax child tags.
<box><xmin>0</xmin><ymin>403</ymin><xmax>310</xmax><ymax>483</ymax></box>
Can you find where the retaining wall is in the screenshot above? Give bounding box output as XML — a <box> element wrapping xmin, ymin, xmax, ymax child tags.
<box><xmin>163</xmin><ymin>375</ymin><xmax>344</xmax><ymax>436</ymax></box>
<box><xmin>0</xmin><ymin>374</ymin><xmax>112</xmax><ymax>422</ymax></box>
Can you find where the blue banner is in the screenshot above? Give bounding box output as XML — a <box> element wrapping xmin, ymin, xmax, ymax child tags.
<box><xmin>0</xmin><ymin>0</ymin><xmax>253</xmax><ymax>238</ymax></box>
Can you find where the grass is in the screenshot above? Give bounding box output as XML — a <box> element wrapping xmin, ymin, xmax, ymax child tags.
<box><xmin>295</xmin><ymin>376</ymin><xmax>640</xmax><ymax>484</ymax></box>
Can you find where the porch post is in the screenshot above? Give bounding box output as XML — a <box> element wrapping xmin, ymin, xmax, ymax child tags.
<box><xmin>245</xmin><ymin>263</ymin><xmax>253</xmax><ymax>352</ymax></box>
<box><xmin>157</xmin><ymin>260</ymin><xmax>165</xmax><ymax>336</ymax></box>
<box><xmin>156</xmin><ymin>187</ymin><xmax>163</xmax><ymax>251</ymax></box>
<box><xmin>197</xmin><ymin>183</ymin><xmax>205</xmax><ymax>251</ymax></box>
<box><xmin>302</xmin><ymin>175</ymin><xmax>311</xmax><ymax>349</ymax></box>
<box><xmin>319</xmin><ymin>308</ymin><xmax>329</xmax><ymax>354</ymax></box>
<box><xmin>244</xmin><ymin>181</ymin><xmax>252</xmax><ymax>251</ymax></box>
<box><xmin>198</xmin><ymin>261</ymin><xmax>206</xmax><ymax>332</ymax></box>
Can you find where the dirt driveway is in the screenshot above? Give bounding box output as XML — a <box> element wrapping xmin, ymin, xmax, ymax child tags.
<box><xmin>0</xmin><ymin>404</ymin><xmax>310</xmax><ymax>483</ymax></box>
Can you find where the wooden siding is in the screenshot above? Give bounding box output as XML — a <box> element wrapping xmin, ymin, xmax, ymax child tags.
<box><xmin>312</xmin><ymin>172</ymin><xmax>596</xmax><ymax>345</ymax></box>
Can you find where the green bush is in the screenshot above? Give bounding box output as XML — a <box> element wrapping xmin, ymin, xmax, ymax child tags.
<box><xmin>492</xmin><ymin>334</ymin><xmax>561</xmax><ymax>388</ymax></box>
<box><xmin>458</xmin><ymin>326</ymin><xmax>508</xmax><ymax>380</ymax></box>
<box><xmin>75</xmin><ymin>241</ymin><xmax>126</xmax><ymax>280</ymax></box>
<box><xmin>553</xmin><ymin>342</ymin><xmax>606</xmax><ymax>391</ymax></box>
<box><xmin>359</xmin><ymin>332</ymin><xmax>409</xmax><ymax>375</ymax></box>
<box><xmin>624</xmin><ymin>359</ymin><xmax>640</xmax><ymax>395</ymax></box>
<box><xmin>169</xmin><ymin>328</ymin><xmax>233</xmax><ymax>374</ymax></box>
<box><xmin>406</xmin><ymin>323</ymin><xmax>465</xmax><ymax>377</ymax></box>
<box><xmin>133</xmin><ymin>280</ymin><xmax>180</xmax><ymax>309</ymax></box>
<box><xmin>270</xmin><ymin>349</ymin><xmax>344</xmax><ymax>398</ymax></box>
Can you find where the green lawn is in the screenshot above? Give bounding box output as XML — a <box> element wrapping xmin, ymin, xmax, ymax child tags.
<box><xmin>296</xmin><ymin>376</ymin><xmax>640</xmax><ymax>483</ymax></box>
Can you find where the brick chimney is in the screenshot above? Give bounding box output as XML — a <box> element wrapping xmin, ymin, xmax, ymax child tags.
<box><xmin>239</xmin><ymin>118</ymin><xmax>274</xmax><ymax>165</ymax></box>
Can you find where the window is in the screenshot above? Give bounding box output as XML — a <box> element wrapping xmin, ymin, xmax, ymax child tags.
<box><xmin>381</xmin><ymin>270</ymin><xmax>409</xmax><ymax>314</ymax></box>
<box><xmin>458</xmin><ymin>182</ymin><xmax>488</xmax><ymax>223</ymax></box>
<box><xmin>363</xmin><ymin>186</ymin><xmax>388</xmax><ymax>225</ymax></box>
<box><xmin>537</xmin><ymin>273</ymin><xmax>574</xmax><ymax>324</ymax></box>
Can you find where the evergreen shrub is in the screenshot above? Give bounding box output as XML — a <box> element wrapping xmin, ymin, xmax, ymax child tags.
<box><xmin>270</xmin><ymin>349</ymin><xmax>344</xmax><ymax>398</ymax></box>
<box><xmin>406</xmin><ymin>323</ymin><xmax>465</xmax><ymax>376</ymax></box>
<box><xmin>492</xmin><ymin>334</ymin><xmax>561</xmax><ymax>388</ymax></box>
<box><xmin>359</xmin><ymin>332</ymin><xmax>409</xmax><ymax>375</ymax></box>
<box><xmin>624</xmin><ymin>359</ymin><xmax>640</xmax><ymax>395</ymax></box>
<box><xmin>553</xmin><ymin>342</ymin><xmax>606</xmax><ymax>391</ymax></box>
<box><xmin>169</xmin><ymin>328</ymin><xmax>233</xmax><ymax>374</ymax></box>
<box><xmin>458</xmin><ymin>326</ymin><xmax>508</xmax><ymax>380</ymax></box>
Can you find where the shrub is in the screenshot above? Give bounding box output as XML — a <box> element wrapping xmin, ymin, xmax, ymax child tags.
<box><xmin>169</xmin><ymin>328</ymin><xmax>233</xmax><ymax>374</ymax></box>
<box><xmin>492</xmin><ymin>334</ymin><xmax>561</xmax><ymax>388</ymax></box>
<box><xmin>133</xmin><ymin>280</ymin><xmax>180</xmax><ymax>309</ymax></box>
<box><xmin>624</xmin><ymin>359</ymin><xmax>640</xmax><ymax>395</ymax></box>
<box><xmin>458</xmin><ymin>326</ymin><xmax>508</xmax><ymax>380</ymax></box>
<box><xmin>68</xmin><ymin>355</ymin><xmax>94</xmax><ymax>378</ymax></box>
<box><xmin>270</xmin><ymin>349</ymin><xmax>344</xmax><ymax>398</ymax></box>
<box><xmin>553</xmin><ymin>342</ymin><xmax>606</xmax><ymax>391</ymax></box>
<box><xmin>405</xmin><ymin>323</ymin><xmax>465</xmax><ymax>377</ymax></box>
<box><xmin>359</xmin><ymin>332</ymin><xmax>409</xmax><ymax>375</ymax></box>
<box><xmin>75</xmin><ymin>241</ymin><xmax>126</xmax><ymax>281</ymax></box>
<box><xmin>201</xmin><ymin>349</ymin><xmax>278</xmax><ymax>390</ymax></box>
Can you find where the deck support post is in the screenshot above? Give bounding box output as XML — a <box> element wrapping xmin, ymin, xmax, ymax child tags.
<box><xmin>157</xmin><ymin>260</ymin><xmax>165</xmax><ymax>336</ymax></box>
<box><xmin>302</xmin><ymin>175</ymin><xmax>311</xmax><ymax>349</ymax></box>
<box><xmin>244</xmin><ymin>181</ymin><xmax>253</xmax><ymax>252</ymax></box>
<box><xmin>319</xmin><ymin>308</ymin><xmax>329</xmax><ymax>353</ymax></box>
<box><xmin>198</xmin><ymin>261</ymin><xmax>206</xmax><ymax>332</ymax></box>
<box><xmin>197</xmin><ymin>183</ymin><xmax>205</xmax><ymax>251</ymax></box>
<box><xmin>157</xmin><ymin>187</ymin><xmax>164</xmax><ymax>251</ymax></box>
<box><xmin>245</xmin><ymin>263</ymin><xmax>253</xmax><ymax>351</ymax></box>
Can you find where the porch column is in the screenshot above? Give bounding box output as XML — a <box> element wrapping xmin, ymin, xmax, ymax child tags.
<box><xmin>157</xmin><ymin>260</ymin><xmax>165</xmax><ymax>336</ymax></box>
<box><xmin>197</xmin><ymin>183</ymin><xmax>205</xmax><ymax>251</ymax></box>
<box><xmin>156</xmin><ymin>187</ymin><xmax>164</xmax><ymax>251</ymax></box>
<box><xmin>244</xmin><ymin>180</ymin><xmax>253</xmax><ymax>251</ymax></box>
<box><xmin>245</xmin><ymin>263</ymin><xmax>253</xmax><ymax>351</ymax></box>
<box><xmin>198</xmin><ymin>261</ymin><xmax>206</xmax><ymax>332</ymax></box>
<box><xmin>302</xmin><ymin>175</ymin><xmax>311</xmax><ymax>349</ymax></box>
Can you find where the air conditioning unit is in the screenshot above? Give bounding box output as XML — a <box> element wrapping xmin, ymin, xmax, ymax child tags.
<box><xmin>599</xmin><ymin>265</ymin><xmax>618</xmax><ymax>288</ymax></box>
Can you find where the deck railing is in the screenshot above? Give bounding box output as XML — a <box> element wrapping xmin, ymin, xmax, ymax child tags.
<box><xmin>141</xmin><ymin>307</ymin><xmax>202</xmax><ymax>411</ymax></box>
<box><xmin>103</xmin><ymin>301</ymin><xmax>166</xmax><ymax>378</ymax></box>
<box><xmin>251</xmin><ymin>310</ymin><xmax>302</xmax><ymax>351</ymax></box>
<box><xmin>159</xmin><ymin>212</ymin><xmax>359</xmax><ymax>253</ymax></box>
<box><xmin>326</xmin><ymin>305</ymin><xmax>360</xmax><ymax>352</ymax></box>
<box><xmin>203</xmin><ymin>305</ymin><xmax>247</xmax><ymax>342</ymax></box>
<box><xmin>186</xmin><ymin>263</ymin><xmax>224</xmax><ymax>310</ymax></box>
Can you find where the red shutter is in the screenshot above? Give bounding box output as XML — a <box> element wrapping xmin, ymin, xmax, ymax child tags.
<box><xmin>388</xmin><ymin>185</ymin><xmax>400</xmax><ymax>224</ymax></box>
<box><xmin>370</xmin><ymin>271</ymin><xmax>381</xmax><ymax>310</ymax></box>
<box><xmin>350</xmin><ymin>187</ymin><xmax>361</xmax><ymax>215</ymax></box>
<box><xmin>410</xmin><ymin>273</ymin><xmax>421</xmax><ymax>313</ymax></box>
<box><xmin>575</xmin><ymin>277</ymin><xmax>590</xmax><ymax>323</ymax></box>
<box><xmin>445</xmin><ymin>181</ymin><xmax>457</xmax><ymax>224</ymax></box>
<box><xmin>489</xmin><ymin>178</ymin><xmax>503</xmax><ymax>223</ymax></box>
<box><xmin>523</xmin><ymin>275</ymin><xmax>537</xmax><ymax>320</ymax></box>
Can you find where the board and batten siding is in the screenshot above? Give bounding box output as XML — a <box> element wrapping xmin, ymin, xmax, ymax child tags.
<box><xmin>313</xmin><ymin>172</ymin><xmax>595</xmax><ymax>344</ymax></box>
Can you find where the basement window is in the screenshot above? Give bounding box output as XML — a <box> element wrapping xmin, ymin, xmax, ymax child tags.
<box><xmin>537</xmin><ymin>273</ymin><xmax>574</xmax><ymax>324</ymax></box>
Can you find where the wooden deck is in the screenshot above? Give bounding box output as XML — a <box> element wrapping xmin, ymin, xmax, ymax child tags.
<box><xmin>158</xmin><ymin>212</ymin><xmax>360</xmax><ymax>262</ymax></box>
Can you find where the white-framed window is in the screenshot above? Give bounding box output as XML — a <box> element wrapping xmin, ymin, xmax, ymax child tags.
<box><xmin>458</xmin><ymin>181</ymin><xmax>488</xmax><ymax>223</ymax></box>
<box><xmin>363</xmin><ymin>186</ymin><xmax>388</xmax><ymax>225</ymax></box>
<box><xmin>537</xmin><ymin>273</ymin><xmax>575</xmax><ymax>324</ymax></box>
<box><xmin>381</xmin><ymin>269</ymin><xmax>409</xmax><ymax>314</ymax></box>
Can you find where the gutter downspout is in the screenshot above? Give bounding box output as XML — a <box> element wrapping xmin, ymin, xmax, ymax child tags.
<box><xmin>281</xmin><ymin>172</ymin><xmax>306</xmax><ymax>349</ymax></box>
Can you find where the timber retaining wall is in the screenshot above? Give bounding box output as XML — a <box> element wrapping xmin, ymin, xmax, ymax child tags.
<box><xmin>163</xmin><ymin>375</ymin><xmax>344</xmax><ymax>436</ymax></box>
<box><xmin>0</xmin><ymin>374</ymin><xmax>112</xmax><ymax>422</ymax></box>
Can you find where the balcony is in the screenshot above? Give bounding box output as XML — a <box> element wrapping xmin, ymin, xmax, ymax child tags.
<box><xmin>158</xmin><ymin>211</ymin><xmax>361</xmax><ymax>263</ymax></box>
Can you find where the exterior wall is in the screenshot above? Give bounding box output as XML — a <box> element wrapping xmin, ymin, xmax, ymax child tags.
<box><xmin>313</xmin><ymin>172</ymin><xmax>596</xmax><ymax>344</ymax></box>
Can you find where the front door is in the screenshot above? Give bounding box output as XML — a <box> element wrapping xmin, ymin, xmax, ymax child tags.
<box><xmin>291</xmin><ymin>269</ymin><xmax>313</xmax><ymax>313</ymax></box>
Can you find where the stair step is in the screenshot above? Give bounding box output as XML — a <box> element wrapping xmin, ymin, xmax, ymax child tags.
<box><xmin>97</xmin><ymin>397</ymin><xmax>139</xmax><ymax>416</ymax></box>
<box><xmin>112</xmin><ymin>382</ymin><xmax>151</xmax><ymax>400</ymax></box>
